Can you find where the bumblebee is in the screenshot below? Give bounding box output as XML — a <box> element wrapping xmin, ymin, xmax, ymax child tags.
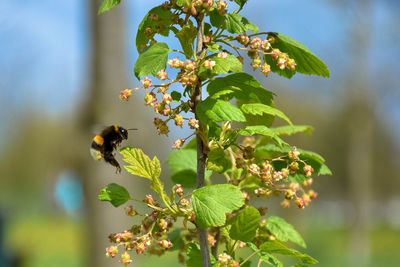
<box><xmin>90</xmin><ymin>125</ymin><xmax>136</xmax><ymax>173</ymax></box>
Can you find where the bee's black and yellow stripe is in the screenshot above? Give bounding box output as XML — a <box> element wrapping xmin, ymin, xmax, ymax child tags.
<box><xmin>90</xmin><ymin>125</ymin><xmax>128</xmax><ymax>173</ymax></box>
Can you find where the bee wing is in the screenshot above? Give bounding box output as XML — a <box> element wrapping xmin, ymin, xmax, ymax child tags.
<box><xmin>91</xmin><ymin>124</ymin><xmax>108</xmax><ymax>134</ymax></box>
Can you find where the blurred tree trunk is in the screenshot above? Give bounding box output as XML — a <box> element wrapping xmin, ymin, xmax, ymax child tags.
<box><xmin>79</xmin><ymin>1</ymin><xmax>130</xmax><ymax>266</ymax></box>
<box><xmin>346</xmin><ymin>0</ymin><xmax>373</xmax><ymax>265</ymax></box>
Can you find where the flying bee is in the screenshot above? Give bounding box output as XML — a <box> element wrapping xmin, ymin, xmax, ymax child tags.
<box><xmin>90</xmin><ymin>125</ymin><xmax>137</xmax><ymax>173</ymax></box>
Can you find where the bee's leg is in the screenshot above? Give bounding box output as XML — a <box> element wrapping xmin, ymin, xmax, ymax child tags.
<box><xmin>103</xmin><ymin>153</ymin><xmax>121</xmax><ymax>173</ymax></box>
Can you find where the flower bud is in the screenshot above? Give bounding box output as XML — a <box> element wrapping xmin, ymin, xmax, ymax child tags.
<box><xmin>168</xmin><ymin>57</ymin><xmax>184</xmax><ymax>68</ymax></box>
<box><xmin>217</xmin><ymin>52</ymin><xmax>228</xmax><ymax>58</ymax></box>
<box><xmin>295</xmin><ymin>197</ymin><xmax>305</xmax><ymax>209</ymax></box>
<box><xmin>242</xmin><ymin>191</ymin><xmax>250</xmax><ymax>202</ymax></box>
<box><xmin>158</xmin><ymin>239</ymin><xmax>173</xmax><ymax>249</ymax></box>
<box><xmin>290</xmin><ymin>182</ymin><xmax>300</xmax><ymax>191</ymax></box>
<box><xmin>203</xmin><ymin>59</ymin><xmax>216</xmax><ymax>70</ymax></box>
<box><xmin>217</xmin><ymin>0</ymin><xmax>228</xmax><ymax>15</ymax></box>
<box><xmin>158</xmin><ymin>218</ymin><xmax>168</xmax><ymax>230</ymax></box>
<box><xmin>254</xmin><ymin>187</ymin><xmax>267</xmax><ymax>197</ymax></box>
<box><xmin>261</xmin><ymin>39</ymin><xmax>271</xmax><ymax>51</ymax></box>
<box><xmin>173</xmin><ymin>139</ymin><xmax>185</xmax><ymax>150</ymax></box>
<box><xmin>218</xmin><ymin>253</ymin><xmax>231</xmax><ymax>265</ymax></box>
<box><xmin>281</xmin><ymin>168</ymin><xmax>290</xmax><ymax>178</ymax></box>
<box><xmin>106</xmin><ymin>246</ymin><xmax>118</xmax><ymax>258</ymax></box>
<box><xmin>236</xmin><ymin>34</ymin><xmax>250</xmax><ymax>46</ymax></box>
<box><xmin>288</xmin><ymin>146</ymin><xmax>300</xmax><ymax>160</ymax></box>
<box><xmin>208</xmin><ymin>234</ymin><xmax>216</xmax><ymax>246</ymax></box>
<box><xmin>188</xmin><ymin>118</ymin><xmax>199</xmax><ymax>129</ymax></box>
<box><xmin>289</xmin><ymin>161</ymin><xmax>300</xmax><ymax>172</ymax></box>
<box><xmin>141</xmin><ymin>77</ymin><xmax>153</xmax><ymax>89</ymax></box>
<box><xmin>273</xmin><ymin>171</ymin><xmax>283</xmax><ymax>181</ymax></box>
<box><xmin>135</xmin><ymin>242</ymin><xmax>146</xmax><ymax>255</ymax></box>
<box><xmin>157</xmin><ymin>122</ymin><xmax>170</xmax><ymax>135</ymax></box>
<box><xmin>175</xmin><ymin>184</ymin><xmax>184</xmax><ymax>197</ymax></box>
<box><xmin>144</xmin><ymin>194</ymin><xmax>155</xmax><ymax>205</ymax></box>
<box><xmin>174</xmin><ymin>115</ymin><xmax>184</xmax><ymax>127</ymax></box>
<box><xmin>250</xmin><ymin>37</ymin><xmax>262</xmax><ymax>49</ymax></box>
<box><xmin>248</xmin><ymin>163</ymin><xmax>260</xmax><ymax>176</ymax></box>
<box><xmin>229</xmin><ymin>260</ymin><xmax>240</xmax><ymax>267</ymax></box>
<box><xmin>144</xmin><ymin>92</ymin><xmax>156</xmax><ymax>106</ymax></box>
<box><xmin>121</xmin><ymin>230</ymin><xmax>133</xmax><ymax>242</ymax></box>
<box><xmin>302</xmin><ymin>178</ymin><xmax>313</xmax><ymax>187</ymax></box>
<box><xmin>284</xmin><ymin>189</ymin><xmax>295</xmax><ymax>200</ymax></box>
<box><xmin>120</xmin><ymin>252</ymin><xmax>132</xmax><ymax>266</ymax></box>
<box><xmin>281</xmin><ymin>199</ymin><xmax>291</xmax><ymax>208</ymax></box>
<box><xmin>261</xmin><ymin>63</ymin><xmax>271</xmax><ymax>77</ymax></box>
<box><xmin>154</xmin><ymin>102</ymin><xmax>165</xmax><ymax>114</ymax></box>
<box><xmin>308</xmin><ymin>190</ymin><xmax>318</xmax><ymax>200</ymax></box>
<box><xmin>162</xmin><ymin>93</ymin><xmax>172</xmax><ymax>105</ymax></box>
<box><xmin>180</xmin><ymin>198</ymin><xmax>189</xmax><ymax>207</ymax></box>
<box><xmin>302</xmin><ymin>193</ymin><xmax>311</xmax><ymax>205</ymax></box>
<box><xmin>120</xmin><ymin>89</ymin><xmax>132</xmax><ymax>101</ymax></box>
<box><xmin>185</xmin><ymin>60</ymin><xmax>196</xmax><ymax>71</ymax></box>
<box><xmin>271</xmin><ymin>48</ymin><xmax>281</xmax><ymax>60</ymax></box>
<box><xmin>157</xmin><ymin>69</ymin><xmax>168</xmax><ymax>80</ymax></box>
<box><xmin>125</xmin><ymin>205</ymin><xmax>137</xmax><ymax>217</ymax></box>
<box><xmin>287</xmin><ymin>58</ymin><xmax>297</xmax><ymax>70</ymax></box>
<box><xmin>251</xmin><ymin>56</ymin><xmax>262</xmax><ymax>70</ymax></box>
<box><xmin>303</xmin><ymin>165</ymin><xmax>314</xmax><ymax>177</ymax></box>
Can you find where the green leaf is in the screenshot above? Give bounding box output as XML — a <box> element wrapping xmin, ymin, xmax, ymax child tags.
<box><xmin>233</xmin><ymin>0</ymin><xmax>247</xmax><ymax>9</ymax></box>
<box><xmin>288</xmin><ymin>173</ymin><xmax>309</xmax><ymax>183</ymax></box>
<box><xmin>239</xmin><ymin>126</ymin><xmax>286</xmax><ymax>148</ymax></box>
<box><xmin>186</xmin><ymin>242</ymin><xmax>202</xmax><ymax>267</ymax></box>
<box><xmin>248</xmin><ymin>243</ymin><xmax>283</xmax><ymax>267</ymax></box>
<box><xmin>207</xmin><ymin>72</ymin><xmax>275</xmax><ymax>126</ymax></box>
<box><xmin>260</xmin><ymin>241</ymin><xmax>318</xmax><ymax>264</ymax></box>
<box><xmin>225</xmin><ymin>13</ymin><xmax>258</xmax><ymax>33</ymax></box>
<box><xmin>241</xmin><ymin>103</ymin><xmax>293</xmax><ymax>126</ymax></box>
<box><xmin>206</xmin><ymin>43</ymin><xmax>221</xmax><ymax>52</ymax></box>
<box><xmin>196</xmin><ymin>98</ymin><xmax>246</xmax><ymax>125</ymax></box>
<box><xmin>207</xmin><ymin>148</ymin><xmax>232</xmax><ymax>173</ymax></box>
<box><xmin>207</xmin><ymin>73</ymin><xmax>274</xmax><ymax>106</ymax></box>
<box><xmin>192</xmin><ymin>184</ymin><xmax>245</xmax><ymax>229</ymax></box>
<box><xmin>271</xmin><ymin>125</ymin><xmax>314</xmax><ymax>137</ymax></box>
<box><xmin>98</xmin><ymin>183</ymin><xmax>130</xmax><ymax>207</ymax></box>
<box><xmin>210</xmin><ymin>11</ymin><xmax>257</xmax><ymax>34</ymax></box>
<box><xmin>265</xmin><ymin>216</ymin><xmax>306</xmax><ymax>248</ymax></box>
<box><xmin>229</xmin><ymin>206</ymin><xmax>260</xmax><ymax>242</ymax></box>
<box><xmin>171</xmin><ymin>169</ymin><xmax>197</xmax><ymax>188</ymax></box>
<box><xmin>134</xmin><ymin>42</ymin><xmax>170</xmax><ymax>79</ymax></box>
<box><xmin>211</xmin><ymin>53</ymin><xmax>243</xmax><ymax>75</ymax></box>
<box><xmin>167</xmin><ymin>149</ymin><xmax>212</xmax><ymax>188</ymax></box>
<box><xmin>136</xmin><ymin>6</ymin><xmax>173</xmax><ymax>52</ymax></box>
<box><xmin>186</xmin><ymin>242</ymin><xmax>216</xmax><ymax>267</ymax></box>
<box><xmin>168</xmin><ymin>229</ymin><xmax>184</xmax><ymax>251</ymax></box>
<box><xmin>238</xmin><ymin>176</ymin><xmax>264</xmax><ymax>190</ymax></box>
<box><xmin>121</xmin><ymin>147</ymin><xmax>161</xmax><ymax>180</ymax></box>
<box><xmin>171</xmin><ymin>91</ymin><xmax>182</xmax><ymax>102</ymax></box>
<box><xmin>98</xmin><ymin>0</ymin><xmax>121</xmax><ymax>14</ymax></box>
<box><xmin>176</xmin><ymin>0</ymin><xmax>191</xmax><ymax>8</ymax></box>
<box><xmin>175</xmin><ymin>23</ymin><xmax>197</xmax><ymax>58</ymax></box>
<box><xmin>267</xmin><ymin>33</ymin><xmax>330</xmax><ymax>78</ymax></box>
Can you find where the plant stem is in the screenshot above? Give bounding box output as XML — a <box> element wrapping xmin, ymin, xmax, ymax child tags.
<box><xmin>240</xmin><ymin>250</ymin><xmax>259</xmax><ymax>266</ymax></box>
<box><xmin>211</xmin><ymin>227</ymin><xmax>221</xmax><ymax>258</ymax></box>
<box><xmin>194</xmin><ymin>13</ymin><xmax>212</xmax><ymax>267</ymax></box>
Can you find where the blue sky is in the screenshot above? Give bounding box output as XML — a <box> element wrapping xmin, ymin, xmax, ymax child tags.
<box><xmin>0</xmin><ymin>0</ymin><xmax>399</xmax><ymax>147</ymax></box>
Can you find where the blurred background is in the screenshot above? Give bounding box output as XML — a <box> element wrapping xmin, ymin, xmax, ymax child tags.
<box><xmin>0</xmin><ymin>0</ymin><xmax>399</xmax><ymax>266</ymax></box>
